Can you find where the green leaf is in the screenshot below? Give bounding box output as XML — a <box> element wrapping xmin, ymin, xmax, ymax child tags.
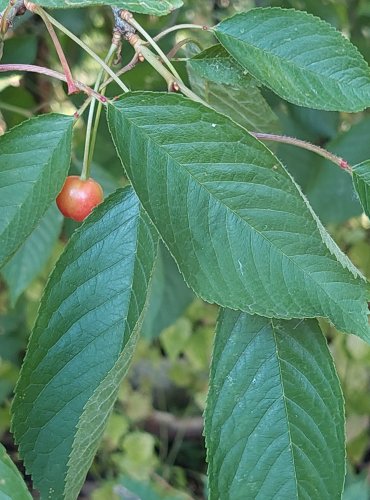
<box><xmin>107</xmin><ymin>92</ymin><xmax>369</xmax><ymax>341</ymax></box>
<box><xmin>353</xmin><ymin>160</ymin><xmax>370</xmax><ymax>218</ymax></box>
<box><xmin>1</xmin><ymin>35</ymin><xmax>38</xmax><ymax>65</ymax></box>
<box><xmin>187</xmin><ymin>44</ymin><xmax>252</xmax><ymax>87</ymax></box>
<box><xmin>214</xmin><ymin>7</ymin><xmax>370</xmax><ymax>111</ymax></box>
<box><xmin>206</xmin><ymin>310</ymin><xmax>345</xmax><ymax>499</ymax></box>
<box><xmin>11</xmin><ymin>187</ymin><xmax>158</xmax><ymax>499</ymax></box>
<box><xmin>279</xmin><ymin>116</ymin><xmax>370</xmax><ymax>224</ymax></box>
<box><xmin>36</xmin><ymin>0</ymin><xmax>182</xmax><ymax>14</ymax></box>
<box><xmin>141</xmin><ymin>243</ymin><xmax>194</xmax><ymax>340</ymax></box>
<box><xmin>304</xmin><ymin>116</ymin><xmax>370</xmax><ymax>223</ymax></box>
<box><xmin>187</xmin><ymin>46</ymin><xmax>280</xmax><ymax>134</ymax></box>
<box><xmin>0</xmin><ymin>114</ymin><xmax>73</xmax><ymax>269</ymax></box>
<box><xmin>0</xmin><ymin>443</ymin><xmax>32</xmax><ymax>500</ymax></box>
<box><xmin>2</xmin><ymin>204</ymin><xmax>63</xmax><ymax>306</ymax></box>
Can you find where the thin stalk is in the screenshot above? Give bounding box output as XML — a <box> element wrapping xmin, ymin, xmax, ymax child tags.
<box><xmin>40</xmin><ymin>8</ymin><xmax>130</xmax><ymax>93</ymax></box>
<box><xmin>153</xmin><ymin>23</ymin><xmax>210</xmax><ymax>42</ymax></box>
<box><xmin>0</xmin><ymin>3</ymin><xmax>12</xmax><ymax>35</ymax></box>
<box><xmin>0</xmin><ymin>63</ymin><xmax>106</xmax><ymax>102</ymax></box>
<box><xmin>74</xmin><ymin>96</ymin><xmax>93</xmax><ymax>120</ymax></box>
<box><xmin>252</xmin><ymin>133</ymin><xmax>352</xmax><ymax>172</ymax></box>
<box><xmin>88</xmin><ymin>76</ymin><xmax>110</xmax><ymax>166</ymax></box>
<box><xmin>127</xmin><ymin>15</ymin><xmax>183</xmax><ymax>82</ymax></box>
<box><xmin>99</xmin><ymin>53</ymin><xmax>138</xmax><ymax>92</ymax></box>
<box><xmin>34</xmin><ymin>6</ymin><xmax>77</xmax><ymax>94</ymax></box>
<box><xmin>134</xmin><ymin>42</ymin><xmax>206</xmax><ymax>103</ymax></box>
<box><xmin>166</xmin><ymin>37</ymin><xmax>202</xmax><ymax>60</ymax></box>
<box><xmin>81</xmin><ymin>44</ymin><xmax>116</xmax><ymax>180</ymax></box>
<box><xmin>0</xmin><ymin>101</ymin><xmax>32</xmax><ymax>117</ymax></box>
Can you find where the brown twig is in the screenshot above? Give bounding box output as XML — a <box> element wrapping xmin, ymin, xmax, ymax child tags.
<box><xmin>33</xmin><ymin>5</ymin><xmax>78</xmax><ymax>94</ymax></box>
<box><xmin>141</xmin><ymin>410</ymin><xmax>203</xmax><ymax>441</ymax></box>
<box><xmin>251</xmin><ymin>133</ymin><xmax>352</xmax><ymax>172</ymax></box>
<box><xmin>99</xmin><ymin>53</ymin><xmax>139</xmax><ymax>92</ymax></box>
<box><xmin>0</xmin><ymin>63</ymin><xmax>106</xmax><ymax>102</ymax></box>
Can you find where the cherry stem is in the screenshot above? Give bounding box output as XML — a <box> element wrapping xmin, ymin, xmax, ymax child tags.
<box><xmin>81</xmin><ymin>44</ymin><xmax>116</xmax><ymax>181</ymax></box>
<box><xmin>167</xmin><ymin>38</ymin><xmax>202</xmax><ymax>60</ymax></box>
<box><xmin>0</xmin><ymin>100</ymin><xmax>32</xmax><ymax>117</ymax></box>
<box><xmin>38</xmin><ymin>8</ymin><xmax>129</xmax><ymax>94</ymax></box>
<box><xmin>34</xmin><ymin>6</ymin><xmax>77</xmax><ymax>94</ymax></box>
<box><xmin>0</xmin><ymin>63</ymin><xmax>106</xmax><ymax>102</ymax></box>
<box><xmin>131</xmin><ymin>39</ymin><xmax>205</xmax><ymax>102</ymax></box>
<box><xmin>99</xmin><ymin>53</ymin><xmax>138</xmax><ymax>92</ymax></box>
<box><xmin>251</xmin><ymin>133</ymin><xmax>352</xmax><ymax>173</ymax></box>
<box><xmin>124</xmin><ymin>12</ymin><xmax>183</xmax><ymax>82</ymax></box>
<box><xmin>153</xmin><ymin>23</ymin><xmax>210</xmax><ymax>42</ymax></box>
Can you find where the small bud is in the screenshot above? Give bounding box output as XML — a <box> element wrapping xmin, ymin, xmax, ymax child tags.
<box><xmin>120</xmin><ymin>9</ymin><xmax>133</xmax><ymax>22</ymax></box>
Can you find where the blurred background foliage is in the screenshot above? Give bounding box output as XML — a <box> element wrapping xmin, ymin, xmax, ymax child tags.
<box><xmin>1</xmin><ymin>0</ymin><xmax>370</xmax><ymax>497</ymax></box>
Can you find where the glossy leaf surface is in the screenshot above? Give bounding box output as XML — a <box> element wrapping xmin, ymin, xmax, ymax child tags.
<box><xmin>215</xmin><ymin>8</ymin><xmax>370</xmax><ymax>111</ymax></box>
<box><xmin>107</xmin><ymin>92</ymin><xmax>369</xmax><ymax>341</ymax></box>
<box><xmin>206</xmin><ymin>310</ymin><xmax>345</xmax><ymax>499</ymax></box>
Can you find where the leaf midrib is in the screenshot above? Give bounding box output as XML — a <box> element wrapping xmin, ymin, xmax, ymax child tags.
<box><xmin>119</xmin><ymin>103</ymin><xmax>359</xmax><ymax>322</ymax></box>
<box><xmin>218</xmin><ymin>30</ymin><xmax>370</xmax><ymax>97</ymax></box>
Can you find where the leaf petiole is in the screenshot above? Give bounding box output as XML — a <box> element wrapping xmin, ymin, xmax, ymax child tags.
<box><xmin>153</xmin><ymin>23</ymin><xmax>211</xmax><ymax>43</ymax></box>
<box><xmin>252</xmin><ymin>133</ymin><xmax>352</xmax><ymax>172</ymax></box>
<box><xmin>34</xmin><ymin>5</ymin><xmax>77</xmax><ymax>94</ymax></box>
<box><xmin>81</xmin><ymin>44</ymin><xmax>117</xmax><ymax>180</ymax></box>
<box><xmin>122</xmin><ymin>10</ymin><xmax>183</xmax><ymax>82</ymax></box>
<box><xmin>0</xmin><ymin>63</ymin><xmax>106</xmax><ymax>102</ymax></box>
<box><xmin>34</xmin><ymin>7</ymin><xmax>129</xmax><ymax>94</ymax></box>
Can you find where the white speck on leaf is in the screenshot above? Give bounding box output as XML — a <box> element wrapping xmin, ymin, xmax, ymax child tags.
<box><xmin>238</xmin><ymin>259</ymin><xmax>244</xmax><ymax>275</ymax></box>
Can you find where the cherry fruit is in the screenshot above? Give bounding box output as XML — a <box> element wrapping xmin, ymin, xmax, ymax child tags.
<box><xmin>56</xmin><ymin>175</ymin><xmax>103</xmax><ymax>222</ymax></box>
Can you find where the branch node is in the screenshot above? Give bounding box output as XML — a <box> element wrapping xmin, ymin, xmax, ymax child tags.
<box><xmin>111</xmin><ymin>7</ymin><xmax>135</xmax><ymax>40</ymax></box>
<box><xmin>120</xmin><ymin>9</ymin><xmax>133</xmax><ymax>22</ymax></box>
<box><xmin>24</xmin><ymin>0</ymin><xmax>36</xmax><ymax>12</ymax></box>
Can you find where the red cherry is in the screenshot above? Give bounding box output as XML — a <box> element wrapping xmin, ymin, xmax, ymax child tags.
<box><xmin>56</xmin><ymin>175</ymin><xmax>104</xmax><ymax>222</ymax></box>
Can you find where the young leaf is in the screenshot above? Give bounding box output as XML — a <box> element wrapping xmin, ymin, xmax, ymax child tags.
<box><xmin>11</xmin><ymin>187</ymin><xmax>158</xmax><ymax>499</ymax></box>
<box><xmin>2</xmin><ymin>205</ymin><xmax>63</xmax><ymax>307</ymax></box>
<box><xmin>36</xmin><ymin>0</ymin><xmax>182</xmax><ymax>14</ymax></box>
<box><xmin>206</xmin><ymin>310</ymin><xmax>345</xmax><ymax>499</ymax></box>
<box><xmin>107</xmin><ymin>92</ymin><xmax>369</xmax><ymax>341</ymax></box>
<box><xmin>214</xmin><ymin>7</ymin><xmax>370</xmax><ymax>111</ymax></box>
<box><xmin>0</xmin><ymin>114</ymin><xmax>73</xmax><ymax>269</ymax></box>
<box><xmin>0</xmin><ymin>443</ymin><xmax>32</xmax><ymax>500</ymax></box>
<box><xmin>352</xmin><ymin>160</ymin><xmax>370</xmax><ymax>218</ymax></box>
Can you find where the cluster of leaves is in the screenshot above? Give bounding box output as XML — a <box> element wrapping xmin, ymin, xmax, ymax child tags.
<box><xmin>2</xmin><ymin>0</ymin><xmax>370</xmax><ymax>498</ymax></box>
